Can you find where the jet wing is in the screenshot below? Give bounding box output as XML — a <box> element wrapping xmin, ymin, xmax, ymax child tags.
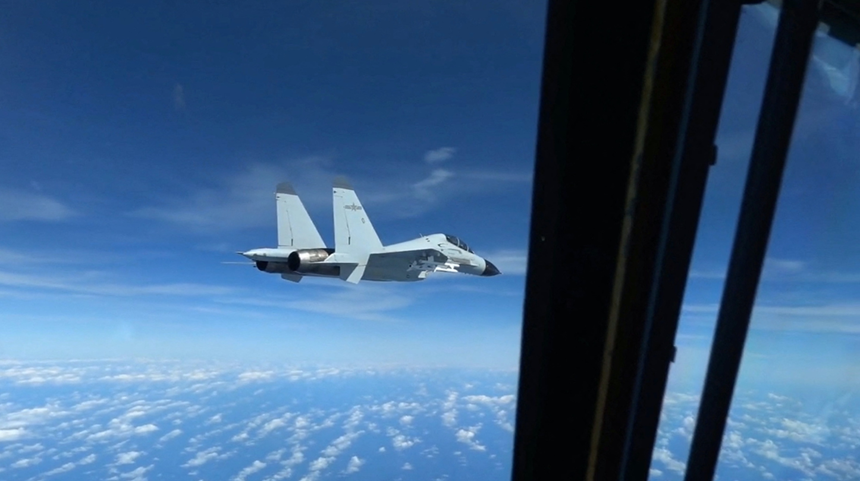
<box><xmin>367</xmin><ymin>248</ymin><xmax>450</xmax><ymax>274</ymax></box>
<box><xmin>326</xmin><ymin>249</ymin><xmax>452</xmax><ymax>283</ymax></box>
<box><xmin>369</xmin><ymin>248</ymin><xmax>447</xmax><ymax>263</ymax></box>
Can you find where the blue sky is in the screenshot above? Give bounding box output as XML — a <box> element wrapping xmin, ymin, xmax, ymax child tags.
<box><xmin>0</xmin><ymin>0</ymin><xmax>545</xmax><ymax>367</ymax></box>
<box><xmin>0</xmin><ymin>0</ymin><xmax>858</xmax><ymax>390</ymax></box>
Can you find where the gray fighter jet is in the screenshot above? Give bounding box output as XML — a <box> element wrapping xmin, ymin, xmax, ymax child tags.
<box><xmin>238</xmin><ymin>177</ymin><xmax>501</xmax><ymax>284</ymax></box>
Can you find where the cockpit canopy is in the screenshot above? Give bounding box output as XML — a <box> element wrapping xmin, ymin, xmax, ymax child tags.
<box><xmin>445</xmin><ymin>234</ymin><xmax>473</xmax><ymax>253</ymax></box>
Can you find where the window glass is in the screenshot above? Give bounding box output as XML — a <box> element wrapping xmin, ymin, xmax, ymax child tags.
<box><xmin>650</xmin><ymin>3</ymin><xmax>860</xmax><ymax>479</ymax></box>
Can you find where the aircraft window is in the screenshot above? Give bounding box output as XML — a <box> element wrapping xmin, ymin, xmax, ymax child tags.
<box><xmin>651</xmin><ymin>3</ymin><xmax>860</xmax><ymax>479</ymax></box>
<box><xmin>444</xmin><ymin>234</ymin><xmax>473</xmax><ymax>252</ymax></box>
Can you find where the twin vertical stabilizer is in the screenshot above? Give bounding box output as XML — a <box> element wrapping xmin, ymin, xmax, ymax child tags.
<box><xmin>275</xmin><ymin>182</ymin><xmax>326</xmax><ymax>249</ymax></box>
<box><xmin>332</xmin><ymin>176</ymin><xmax>383</xmax><ymax>255</ymax></box>
<box><xmin>269</xmin><ymin>177</ymin><xmax>382</xmax><ymax>284</ymax></box>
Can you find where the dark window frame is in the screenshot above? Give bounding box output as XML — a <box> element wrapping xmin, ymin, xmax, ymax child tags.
<box><xmin>510</xmin><ymin>0</ymin><xmax>831</xmax><ymax>479</ymax></box>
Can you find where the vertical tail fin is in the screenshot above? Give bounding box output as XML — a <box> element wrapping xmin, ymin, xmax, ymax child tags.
<box><xmin>276</xmin><ymin>182</ymin><xmax>326</xmax><ymax>249</ymax></box>
<box><xmin>332</xmin><ymin>176</ymin><xmax>383</xmax><ymax>254</ymax></box>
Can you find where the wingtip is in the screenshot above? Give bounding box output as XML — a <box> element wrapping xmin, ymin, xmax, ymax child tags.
<box><xmin>276</xmin><ymin>182</ymin><xmax>297</xmax><ymax>195</ymax></box>
<box><xmin>332</xmin><ymin>175</ymin><xmax>353</xmax><ymax>190</ymax></box>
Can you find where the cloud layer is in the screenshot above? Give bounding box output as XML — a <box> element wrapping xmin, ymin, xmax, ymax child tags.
<box><xmin>0</xmin><ymin>188</ymin><xmax>76</xmax><ymax>222</ymax></box>
<box><xmin>0</xmin><ymin>360</ymin><xmax>519</xmax><ymax>480</ymax></box>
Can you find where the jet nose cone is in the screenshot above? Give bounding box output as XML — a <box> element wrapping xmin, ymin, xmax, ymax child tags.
<box><xmin>482</xmin><ymin>260</ymin><xmax>501</xmax><ymax>277</ymax></box>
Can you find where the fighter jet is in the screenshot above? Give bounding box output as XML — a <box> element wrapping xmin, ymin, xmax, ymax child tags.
<box><xmin>238</xmin><ymin>177</ymin><xmax>501</xmax><ymax>284</ymax></box>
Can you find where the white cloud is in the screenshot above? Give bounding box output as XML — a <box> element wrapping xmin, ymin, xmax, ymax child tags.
<box><xmin>455</xmin><ymin>424</ymin><xmax>486</xmax><ymax>451</ymax></box>
<box><xmin>265</xmin><ymin>449</ymin><xmax>285</xmax><ymax>462</ymax></box>
<box><xmin>43</xmin><ymin>461</ymin><xmax>75</xmax><ymax>475</ymax></box>
<box><xmin>17</xmin><ymin>443</ymin><xmax>43</xmax><ymax>453</ymax></box>
<box><xmin>662</xmin><ymin>392</ymin><xmax>700</xmax><ymax>406</ymax></box>
<box><xmin>495</xmin><ymin>409</ymin><xmax>515</xmax><ymax>432</ymax></box>
<box><xmin>402</xmin><ymin>462</ymin><xmax>413</xmax><ymax>470</ymax></box>
<box><xmin>35</xmin><ymin>452</ymin><xmax>99</xmax><ymax>477</ymax></box>
<box><xmin>343</xmin><ymin>456</ymin><xmax>364</xmax><ymax>474</ymax></box>
<box><xmin>455</xmin><ymin>393</ymin><xmax>518</xmax><ymax>433</ymax></box>
<box><xmin>308</xmin><ymin>455</ymin><xmax>334</xmax><ymax>471</ymax></box>
<box><xmin>413</xmin><ymin>169</ymin><xmax>454</xmax><ymax>201</ymax></box>
<box><xmin>0</xmin><ymin>188</ymin><xmax>77</xmax><ymax>222</ymax></box>
<box><xmin>343</xmin><ymin>407</ymin><xmax>363</xmax><ymax>430</ymax></box>
<box><xmin>675</xmin><ymin>415</ymin><xmax>696</xmax><ymax>441</ymax></box>
<box><xmin>0</xmin><ymin>269</ymin><xmax>235</xmax><ymax>298</ymax></box>
<box><xmin>657</xmin><ymin>390</ymin><xmax>860</xmax><ymax>480</ymax></box>
<box><xmin>442</xmin><ymin>410</ymin><xmax>458</xmax><ymax>427</ymax></box>
<box><xmin>132</xmin><ymin>155</ymin><xmax>531</xmax><ymax>233</ymax></box>
<box><xmin>261</xmin><ymin>445</ymin><xmax>304</xmax><ymax>481</ymax></box>
<box><xmin>130</xmin><ymin>158</ymin><xmax>335</xmax><ymax>232</ymax></box>
<box><xmin>1</xmin><ymin>403</ymin><xmax>72</xmax><ymax>443</ymax></box>
<box><xmin>392</xmin><ymin>434</ymin><xmax>419</xmax><ymax>451</ymax></box>
<box><xmin>682</xmin><ymin>302</ymin><xmax>860</xmax><ymax>334</ymax></box>
<box><xmin>134</xmin><ymin>424</ymin><xmax>159</xmax><ymax>434</ymax></box>
<box><xmin>238</xmin><ymin>371</ymin><xmax>275</xmax><ymax>382</ymax></box>
<box><xmin>294</xmin><ymin>415</ymin><xmax>310</xmax><ymax>429</ymax></box>
<box><xmin>265</xmin><ymin>467</ymin><xmax>293</xmax><ymax>481</ymax></box>
<box><xmin>424</xmin><ymin>147</ymin><xmax>456</xmax><ymax>163</ymax></box>
<box><xmin>816</xmin><ymin>458</ymin><xmax>860</xmax><ymax>479</ymax></box>
<box><xmin>224</xmin><ymin>283</ymin><xmax>415</xmax><ymax>322</ymax></box>
<box><xmin>119</xmin><ymin>465</ymin><xmax>153</xmax><ymax>480</ymax></box>
<box><xmin>72</xmin><ymin>399</ymin><xmax>108</xmax><ymax>411</ymax></box>
<box><xmin>0</xmin><ymin>428</ymin><xmax>25</xmax><ymax>441</ymax></box>
<box><xmin>462</xmin><ymin>394</ymin><xmax>516</xmax><ymax>405</ymax></box>
<box><xmin>232</xmin><ymin>460</ymin><xmax>266</xmax><ymax>481</ymax></box>
<box><xmin>719</xmin><ymin>430</ymin><xmax>755</xmax><ymax>470</ymax></box>
<box><xmin>763</xmin><ymin>418</ymin><xmax>830</xmax><ymax>444</ymax></box>
<box><xmin>442</xmin><ymin>390</ymin><xmax>458</xmax><ymax>408</ymax></box>
<box><xmin>285</xmin><ymin>446</ymin><xmax>305</xmax><ymax>466</ymax></box>
<box><xmin>0</xmin><ymin>362</ymin><xmax>523</xmax><ymax>481</ymax></box>
<box><xmin>764</xmin><ymin>257</ymin><xmax>805</xmax><ymax>273</ymax></box>
<box><xmin>650</xmin><ymin>468</ymin><xmax>663</xmax><ymax>477</ymax></box>
<box><xmin>259</xmin><ymin>417</ymin><xmax>289</xmax><ymax>436</ymax></box>
<box><xmin>652</xmin><ymin>446</ymin><xmax>686</xmax><ymax>475</ymax></box>
<box><xmin>748</xmin><ymin>438</ymin><xmax>817</xmax><ymax>476</ymax></box>
<box><xmin>86</xmin><ymin>416</ymin><xmax>159</xmax><ymax>442</ymax></box>
<box><xmin>182</xmin><ymin>447</ymin><xmax>232</xmax><ymax>468</ymax></box>
<box><xmin>373</xmin><ymin>400</ymin><xmax>423</xmax><ymax>416</ymax></box>
<box><xmin>158</xmin><ymin>429</ymin><xmax>182</xmax><ymax>442</ymax></box>
<box><xmin>0</xmin><ymin>248</ymin><xmax>65</xmax><ymax>265</ymax></box>
<box><xmin>116</xmin><ymin>451</ymin><xmax>142</xmax><ymax>465</ymax></box>
<box><xmin>441</xmin><ymin>390</ymin><xmax>459</xmax><ymax>427</ymax></box>
<box><xmin>321</xmin><ymin>431</ymin><xmax>363</xmax><ymax>458</ymax></box>
<box><xmin>690</xmin><ymin>258</ymin><xmax>860</xmax><ymax>284</ymax></box>
<box><xmin>11</xmin><ymin>456</ymin><xmax>42</xmax><ymax>468</ymax></box>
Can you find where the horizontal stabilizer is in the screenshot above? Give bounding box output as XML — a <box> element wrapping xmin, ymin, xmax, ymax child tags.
<box><xmin>340</xmin><ymin>263</ymin><xmax>367</xmax><ymax>284</ymax></box>
<box><xmin>281</xmin><ymin>273</ymin><xmax>302</xmax><ymax>283</ymax></box>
